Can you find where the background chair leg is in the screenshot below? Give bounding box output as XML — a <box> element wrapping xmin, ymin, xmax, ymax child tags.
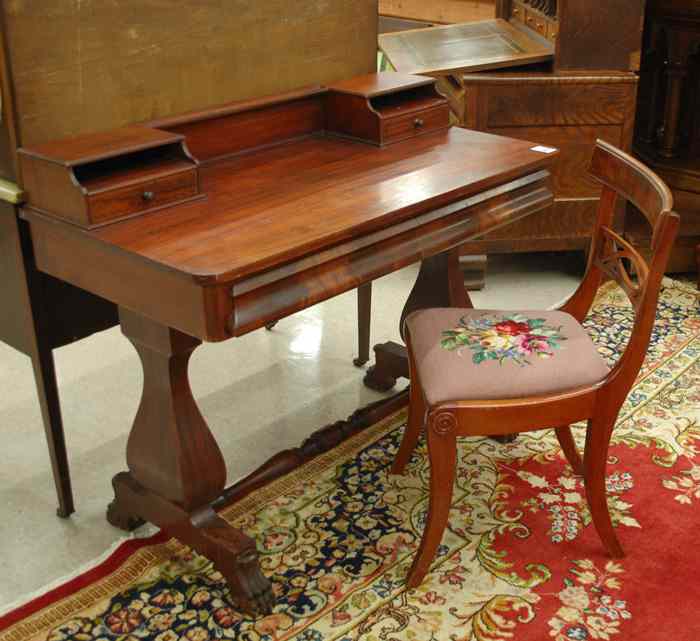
<box><xmin>583</xmin><ymin>416</ymin><xmax>624</xmax><ymax>558</ymax></box>
<box><xmin>353</xmin><ymin>283</ymin><xmax>372</xmax><ymax>367</ymax></box>
<box><xmin>391</xmin><ymin>383</ymin><xmax>425</xmax><ymax>475</ymax></box>
<box><xmin>407</xmin><ymin>424</ymin><xmax>457</xmax><ymax>588</ymax></box>
<box><xmin>555</xmin><ymin>425</ymin><xmax>584</xmax><ymax>475</ymax></box>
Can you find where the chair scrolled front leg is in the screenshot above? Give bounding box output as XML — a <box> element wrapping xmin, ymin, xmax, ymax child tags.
<box><xmin>583</xmin><ymin>414</ymin><xmax>624</xmax><ymax>558</ymax></box>
<box><xmin>406</xmin><ymin>410</ymin><xmax>458</xmax><ymax>588</ymax></box>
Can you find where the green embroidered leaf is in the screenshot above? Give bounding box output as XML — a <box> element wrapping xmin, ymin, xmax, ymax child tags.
<box><xmin>441</xmin><ymin>337</ymin><xmax>460</xmax><ymax>350</ymax></box>
<box><xmin>473</xmin><ymin>351</ymin><xmax>488</xmax><ymax>364</ymax></box>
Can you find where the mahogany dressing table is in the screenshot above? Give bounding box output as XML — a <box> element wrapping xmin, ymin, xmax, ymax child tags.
<box><xmin>17</xmin><ymin>73</ymin><xmax>557</xmax><ymax>612</ymax></box>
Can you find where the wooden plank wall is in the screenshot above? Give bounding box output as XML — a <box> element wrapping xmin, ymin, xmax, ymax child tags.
<box><xmin>1</xmin><ymin>0</ymin><xmax>378</xmax><ymax>145</ymax></box>
<box><xmin>379</xmin><ymin>0</ymin><xmax>495</xmax><ymax>24</ymax></box>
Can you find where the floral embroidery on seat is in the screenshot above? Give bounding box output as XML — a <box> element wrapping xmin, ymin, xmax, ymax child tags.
<box><xmin>441</xmin><ymin>313</ymin><xmax>567</xmax><ymax>366</ymax></box>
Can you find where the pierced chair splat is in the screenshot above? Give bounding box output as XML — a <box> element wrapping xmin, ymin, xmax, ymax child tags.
<box><xmin>392</xmin><ymin>140</ymin><xmax>680</xmax><ymax>588</ymax></box>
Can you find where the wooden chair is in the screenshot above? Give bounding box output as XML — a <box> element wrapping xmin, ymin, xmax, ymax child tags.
<box><xmin>392</xmin><ymin>140</ymin><xmax>680</xmax><ymax>588</ymax></box>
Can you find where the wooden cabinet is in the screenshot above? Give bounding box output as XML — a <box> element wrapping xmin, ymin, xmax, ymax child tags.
<box><xmin>457</xmin><ymin>71</ymin><xmax>637</xmax><ymax>254</ymax></box>
<box><xmin>379</xmin><ymin>0</ymin><xmax>645</xmax><ymax>271</ymax></box>
<box><xmin>630</xmin><ymin>0</ymin><xmax>700</xmax><ymax>276</ymax></box>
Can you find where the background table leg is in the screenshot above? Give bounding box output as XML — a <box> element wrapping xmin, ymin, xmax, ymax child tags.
<box><xmin>364</xmin><ymin>248</ymin><xmax>471</xmax><ymax>390</ymax></box>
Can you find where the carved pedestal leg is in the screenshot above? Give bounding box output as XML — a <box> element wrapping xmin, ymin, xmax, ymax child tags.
<box><xmin>459</xmin><ymin>254</ymin><xmax>487</xmax><ymax>291</ymax></box>
<box><xmin>364</xmin><ymin>249</ymin><xmax>472</xmax><ymax>391</ymax></box>
<box><xmin>109</xmin><ymin>308</ymin><xmax>273</xmax><ymax>614</ymax></box>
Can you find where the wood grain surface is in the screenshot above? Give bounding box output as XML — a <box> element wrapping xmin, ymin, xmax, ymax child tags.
<box><xmin>379</xmin><ymin>0</ymin><xmax>495</xmax><ymax>24</ymax></box>
<box><xmin>81</xmin><ymin>129</ymin><xmax>554</xmax><ymax>283</ymax></box>
<box><xmin>2</xmin><ymin>0</ymin><xmax>378</xmax><ymax>145</ymax></box>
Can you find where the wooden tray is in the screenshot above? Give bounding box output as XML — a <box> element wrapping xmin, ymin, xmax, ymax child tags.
<box><xmin>379</xmin><ymin>19</ymin><xmax>554</xmax><ymax>76</ymax></box>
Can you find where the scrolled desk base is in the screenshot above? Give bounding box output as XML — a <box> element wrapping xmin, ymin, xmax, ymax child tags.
<box><xmin>108</xmin><ymin>471</ymin><xmax>274</xmax><ymax>613</ymax></box>
<box><xmin>111</xmin><ymin>307</ymin><xmax>273</xmax><ymax>615</ymax></box>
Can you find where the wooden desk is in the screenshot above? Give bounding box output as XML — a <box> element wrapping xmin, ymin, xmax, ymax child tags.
<box><xmin>19</xmin><ymin>74</ymin><xmax>556</xmax><ymax>613</ymax></box>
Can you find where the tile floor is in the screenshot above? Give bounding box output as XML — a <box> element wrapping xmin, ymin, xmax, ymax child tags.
<box><xmin>0</xmin><ymin>253</ymin><xmax>584</xmax><ymax>607</ymax></box>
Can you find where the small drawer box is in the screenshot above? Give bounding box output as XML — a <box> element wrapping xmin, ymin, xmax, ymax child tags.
<box><xmin>326</xmin><ymin>72</ymin><xmax>450</xmax><ymax>147</ymax></box>
<box><xmin>19</xmin><ymin>126</ymin><xmax>203</xmax><ymax>229</ymax></box>
<box><xmin>88</xmin><ymin>168</ymin><xmax>198</xmax><ymax>225</ymax></box>
<box><xmin>381</xmin><ymin>105</ymin><xmax>450</xmax><ymax>144</ymax></box>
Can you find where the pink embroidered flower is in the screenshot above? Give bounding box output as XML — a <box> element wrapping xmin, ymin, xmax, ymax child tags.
<box><xmin>516</xmin><ymin>334</ymin><xmax>553</xmax><ymax>357</ymax></box>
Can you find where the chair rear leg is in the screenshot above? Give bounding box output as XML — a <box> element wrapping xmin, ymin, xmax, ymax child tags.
<box><xmin>391</xmin><ymin>382</ymin><xmax>425</xmax><ymax>475</ymax></box>
<box><xmin>406</xmin><ymin>421</ymin><xmax>457</xmax><ymax>588</ymax></box>
<box><xmin>583</xmin><ymin>416</ymin><xmax>624</xmax><ymax>558</ymax></box>
<box><xmin>555</xmin><ymin>425</ymin><xmax>584</xmax><ymax>475</ymax></box>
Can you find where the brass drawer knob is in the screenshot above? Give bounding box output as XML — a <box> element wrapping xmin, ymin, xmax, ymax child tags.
<box><xmin>142</xmin><ymin>190</ymin><xmax>155</xmax><ymax>202</ymax></box>
<box><xmin>414</xmin><ymin>118</ymin><xmax>425</xmax><ymax>129</ymax></box>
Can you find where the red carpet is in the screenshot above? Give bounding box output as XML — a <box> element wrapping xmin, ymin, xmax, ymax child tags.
<box><xmin>1</xmin><ymin>280</ymin><xmax>699</xmax><ymax>641</ymax></box>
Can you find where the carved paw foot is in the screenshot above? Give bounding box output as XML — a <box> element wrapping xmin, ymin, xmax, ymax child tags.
<box><xmin>353</xmin><ymin>356</ymin><xmax>369</xmax><ymax>367</ymax></box>
<box><xmin>225</xmin><ymin>548</ymin><xmax>275</xmax><ymax>614</ymax></box>
<box><xmin>107</xmin><ymin>471</ymin><xmax>146</xmax><ymax>531</ymax></box>
<box><xmin>363</xmin><ymin>366</ymin><xmax>397</xmax><ymax>392</ymax></box>
<box><xmin>107</xmin><ymin>499</ymin><xmax>146</xmax><ymax>531</ymax></box>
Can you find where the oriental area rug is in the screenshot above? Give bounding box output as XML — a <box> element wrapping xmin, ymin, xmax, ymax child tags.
<box><xmin>2</xmin><ymin>279</ymin><xmax>700</xmax><ymax>641</ymax></box>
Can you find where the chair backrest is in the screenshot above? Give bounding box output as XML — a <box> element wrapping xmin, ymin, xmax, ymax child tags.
<box><xmin>563</xmin><ymin>140</ymin><xmax>680</xmax><ymax>398</ymax></box>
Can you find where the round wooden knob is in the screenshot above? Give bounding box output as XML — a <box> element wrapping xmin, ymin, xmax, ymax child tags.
<box><xmin>414</xmin><ymin>118</ymin><xmax>425</xmax><ymax>129</ymax></box>
<box><xmin>142</xmin><ymin>190</ymin><xmax>155</xmax><ymax>202</ymax></box>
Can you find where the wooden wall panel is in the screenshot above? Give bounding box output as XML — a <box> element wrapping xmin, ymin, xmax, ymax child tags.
<box><xmin>556</xmin><ymin>0</ymin><xmax>645</xmax><ymax>72</ymax></box>
<box><xmin>379</xmin><ymin>1</ymin><xmax>495</xmax><ymax>24</ymax></box>
<box><xmin>1</xmin><ymin>0</ymin><xmax>378</xmax><ymax>146</ymax></box>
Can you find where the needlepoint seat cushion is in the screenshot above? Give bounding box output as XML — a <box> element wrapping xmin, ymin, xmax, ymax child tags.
<box><xmin>406</xmin><ymin>308</ymin><xmax>610</xmax><ymax>405</ymax></box>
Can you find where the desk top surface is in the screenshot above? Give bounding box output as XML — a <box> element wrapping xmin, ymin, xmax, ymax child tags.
<box><xmin>80</xmin><ymin>128</ymin><xmax>554</xmax><ymax>284</ymax></box>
